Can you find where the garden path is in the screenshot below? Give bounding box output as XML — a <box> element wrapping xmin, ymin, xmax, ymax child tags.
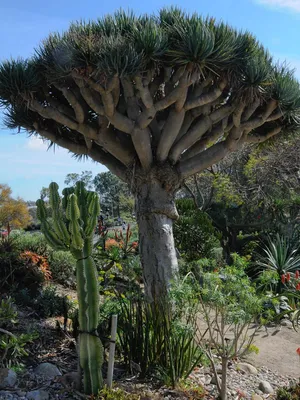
<box><xmin>245</xmin><ymin>324</ymin><xmax>300</xmax><ymax>377</ymax></box>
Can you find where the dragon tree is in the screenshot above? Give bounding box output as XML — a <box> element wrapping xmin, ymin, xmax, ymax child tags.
<box><xmin>1</xmin><ymin>9</ymin><xmax>300</xmax><ymax>300</ymax></box>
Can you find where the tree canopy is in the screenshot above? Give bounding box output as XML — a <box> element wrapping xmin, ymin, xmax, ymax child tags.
<box><xmin>0</xmin><ymin>184</ymin><xmax>31</xmax><ymax>231</ymax></box>
<box><xmin>93</xmin><ymin>171</ymin><xmax>132</xmax><ymax>215</ymax></box>
<box><xmin>0</xmin><ymin>8</ymin><xmax>299</xmax><ymax>185</ymax></box>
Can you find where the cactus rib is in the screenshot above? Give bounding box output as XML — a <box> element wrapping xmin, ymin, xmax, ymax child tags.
<box><xmin>36</xmin><ymin>181</ymin><xmax>103</xmax><ymax>395</ymax></box>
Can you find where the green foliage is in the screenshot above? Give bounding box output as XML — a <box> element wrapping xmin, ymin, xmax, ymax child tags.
<box><xmin>212</xmin><ymin>173</ymin><xmax>243</xmax><ymax>207</ymax></box>
<box><xmin>96</xmin><ymin>386</ymin><xmax>140</xmax><ymax>400</ymax></box>
<box><xmin>93</xmin><ymin>171</ymin><xmax>132</xmax><ymax>217</ymax></box>
<box><xmin>256</xmin><ymin>234</ymin><xmax>300</xmax><ymax>293</ymax></box>
<box><xmin>13</xmin><ymin>286</ymin><xmax>74</xmax><ymax>318</ymax></box>
<box><xmin>196</xmin><ymin>255</ymin><xmax>264</xmax><ymax>399</ymax></box>
<box><xmin>200</xmin><ymin>258</ymin><xmax>262</xmax><ymax>326</ymax></box>
<box><xmin>174</xmin><ymin>199</ymin><xmax>220</xmax><ymax>261</ymax></box>
<box><xmin>64</xmin><ymin>171</ymin><xmax>94</xmax><ymax>190</ymax></box>
<box><xmin>0</xmin><ymin>297</ymin><xmax>39</xmax><ymax>367</ymax></box>
<box><xmin>48</xmin><ymin>250</ymin><xmax>76</xmax><ymax>286</ymax></box>
<box><xmin>276</xmin><ymin>383</ymin><xmax>300</xmax><ymax>400</ymax></box>
<box><xmin>14</xmin><ymin>231</ymin><xmax>51</xmax><ymax>257</ymax></box>
<box><xmin>0</xmin><ymin>331</ymin><xmax>39</xmax><ymax>367</ymax></box>
<box><xmin>0</xmin><ymin>236</ymin><xmax>50</xmax><ymax>295</ymax></box>
<box><xmin>102</xmin><ymin>282</ymin><xmax>203</xmax><ymax>388</ymax></box>
<box><xmin>0</xmin><ymin>298</ymin><xmax>18</xmax><ymax>327</ymax></box>
<box><xmin>35</xmin><ymin>286</ymin><xmax>74</xmax><ymax>318</ymax></box>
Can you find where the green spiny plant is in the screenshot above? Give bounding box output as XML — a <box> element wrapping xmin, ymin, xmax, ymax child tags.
<box><xmin>36</xmin><ymin>181</ymin><xmax>103</xmax><ymax>395</ymax></box>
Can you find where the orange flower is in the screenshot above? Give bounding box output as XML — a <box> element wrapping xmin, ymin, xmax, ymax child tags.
<box><xmin>296</xmin><ymin>270</ymin><xmax>300</xmax><ymax>279</ymax></box>
<box><xmin>296</xmin><ymin>348</ymin><xmax>300</xmax><ymax>356</ymax></box>
<box><xmin>296</xmin><ymin>283</ymin><xmax>300</xmax><ymax>291</ymax></box>
<box><xmin>281</xmin><ymin>274</ymin><xmax>286</xmax><ymax>284</ymax></box>
<box><xmin>286</xmin><ymin>272</ymin><xmax>291</xmax><ymax>282</ymax></box>
<box><xmin>105</xmin><ymin>238</ymin><xmax>120</xmax><ymax>250</ymax></box>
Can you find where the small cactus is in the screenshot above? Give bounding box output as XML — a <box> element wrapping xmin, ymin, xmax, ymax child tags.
<box><xmin>36</xmin><ymin>181</ymin><xmax>103</xmax><ymax>394</ymax></box>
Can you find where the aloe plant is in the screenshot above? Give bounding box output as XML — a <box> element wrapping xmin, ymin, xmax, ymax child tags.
<box><xmin>36</xmin><ymin>181</ymin><xmax>103</xmax><ymax>394</ymax></box>
<box><xmin>257</xmin><ymin>234</ymin><xmax>300</xmax><ymax>293</ymax></box>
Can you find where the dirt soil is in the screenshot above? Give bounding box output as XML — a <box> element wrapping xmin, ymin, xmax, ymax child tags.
<box><xmin>245</xmin><ymin>324</ymin><xmax>300</xmax><ymax>377</ymax></box>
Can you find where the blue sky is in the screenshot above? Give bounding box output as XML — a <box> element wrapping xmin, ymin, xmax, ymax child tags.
<box><xmin>1</xmin><ymin>0</ymin><xmax>300</xmax><ymax>200</ymax></box>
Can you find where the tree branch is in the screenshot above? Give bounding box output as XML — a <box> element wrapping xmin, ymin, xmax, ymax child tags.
<box><xmin>131</xmin><ymin>127</ymin><xmax>153</xmax><ymax>170</ymax></box>
<box><xmin>184</xmin><ymin>80</ymin><xmax>226</xmax><ymax>111</ymax></box>
<box><xmin>156</xmin><ymin>108</ymin><xmax>185</xmax><ymax>162</ymax></box>
<box><xmin>169</xmin><ymin>116</ymin><xmax>212</xmax><ymax>163</ymax></box>
<box><xmin>246</xmin><ymin>126</ymin><xmax>282</xmax><ymax>143</ymax></box>
<box><xmin>34</xmin><ymin>123</ymin><xmax>128</xmax><ymax>181</ymax></box>
<box><xmin>181</xmin><ymin>123</ymin><xmax>224</xmax><ymax>161</ymax></box>
<box><xmin>55</xmin><ymin>85</ymin><xmax>86</xmax><ymax>123</ymax></box>
<box><xmin>179</xmin><ymin>140</ymin><xmax>229</xmax><ymax>179</ymax></box>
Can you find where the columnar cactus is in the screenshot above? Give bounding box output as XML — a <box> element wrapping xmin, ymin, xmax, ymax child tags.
<box><xmin>36</xmin><ymin>181</ymin><xmax>103</xmax><ymax>395</ymax></box>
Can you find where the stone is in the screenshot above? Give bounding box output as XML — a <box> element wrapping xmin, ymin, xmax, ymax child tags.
<box><xmin>252</xmin><ymin>395</ymin><xmax>263</xmax><ymax>400</ymax></box>
<box><xmin>280</xmin><ymin>319</ymin><xmax>293</xmax><ymax>327</ymax></box>
<box><xmin>27</xmin><ymin>389</ymin><xmax>49</xmax><ymax>400</ymax></box>
<box><xmin>0</xmin><ymin>368</ymin><xmax>17</xmax><ymax>388</ymax></box>
<box><xmin>16</xmin><ymin>391</ymin><xmax>27</xmax><ymax>396</ymax></box>
<box><xmin>258</xmin><ymin>380</ymin><xmax>274</xmax><ymax>394</ymax></box>
<box><xmin>34</xmin><ymin>363</ymin><xmax>61</xmax><ymax>379</ymax></box>
<box><xmin>236</xmin><ymin>363</ymin><xmax>258</xmax><ymax>375</ymax></box>
<box><xmin>210</xmin><ymin>375</ymin><xmax>221</xmax><ymax>385</ymax></box>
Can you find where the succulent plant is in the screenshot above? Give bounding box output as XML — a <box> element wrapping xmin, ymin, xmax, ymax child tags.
<box><xmin>36</xmin><ymin>181</ymin><xmax>103</xmax><ymax>394</ymax></box>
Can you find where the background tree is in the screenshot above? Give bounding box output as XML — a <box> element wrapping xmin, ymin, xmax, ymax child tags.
<box><xmin>40</xmin><ymin>186</ymin><xmax>50</xmax><ymax>201</ymax></box>
<box><xmin>0</xmin><ymin>184</ymin><xmax>31</xmax><ymax>232</ymax></box>
<box><xmin>64</xmin><ymin>170</ymin><xmax>94</xmax><ymax>190</ymax></box>
<box><xmin>1</xmin><ymin>9</ymin><xmax>300</xmax><ymax>299</ymax></box>
<box><xmin>93</xmin><ymin>171</ymin><xmax>132</xmax><ymax>217</ymax></box>
<box><xmin>181</xmin><ymin>138</ymin><xmax>300</xmax><ymax>260</ymax></box>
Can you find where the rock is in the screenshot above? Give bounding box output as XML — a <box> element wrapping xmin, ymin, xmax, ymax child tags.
<box><xmin>280</xmin><ymin>319</ymin><xmax>293</xmax><ymax>327</ymax></box>
<box><xmin>16</xmin><ymin>391</ymin><xmax>27</xmax><ymax>396</ymax></box>
<box><xmin>0</xmin><ymin>368</ymin><xmax>17</xmax><ymax>388</ymax></box>
<box><xmin>27</xmin><ymin>389</ymin><xmax>49</xmax><ymax>400</ymax></box>
<box><xmin>258</xmin><ymin>380</ymin><xmax>274</xmax><ymax>394</ymax></box>
<box><xmin>204</xmin><ymin>374</ymin><xmax>212</xmax><ymax>385</ymax></box>
<box><xmin>236</xmin><ymin>362</ymin><xmax>258</xmax><ymax>375</ymax></box>
<box><xmin>34</xmin><ymin>363</ymin><xmax>61</xmax><ymax>379</ymax></box>
<box><xmin>252</xmin><ymin>395</ymin><xmax>263</xmax><ymax>400</ymax></box>
<box><xmin>210</xmin><ymin>375</ymin><xmax>221</xmax><ymax>385</ymax></box>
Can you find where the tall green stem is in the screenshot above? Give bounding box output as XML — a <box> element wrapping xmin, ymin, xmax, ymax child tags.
<box><xmin>36</xmin><ymin>181</ymin><xmax>103</xmax><ymax>395</ymax></box>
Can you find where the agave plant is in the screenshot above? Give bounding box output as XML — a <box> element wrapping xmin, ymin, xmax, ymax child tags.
<box><xmin>257</xmin><ymin>234</ymin><xmax>300</xmax><ymax>293</ymax></box>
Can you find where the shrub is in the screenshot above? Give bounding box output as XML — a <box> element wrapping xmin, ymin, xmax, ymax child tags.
<box><xmin>196</xmin><ymin>255</ymin><xmax>263</xmax><ymax>400</ymax></box>
<box><xmin>0</xmin><ymin>331</ymin><xmax>39</xmax><ymax>367</ymax></box>
<box><xmin>0</xmin><ymin>236</ymin><xmax>20</xmax><ymax>290</ymax></box>
<box><xmin>256</xmin><ymin>234</ymin><xmax>300</xmax><ymax>293</ymax></box>
<box><xmin>96</xmin><ymin>386</ymin><xmax>140</xmax><ymax>400</ymax></box>
<box><xmin>174</xmin><ymin>199</ymin><xmax>220</xmax><ymax>261</ymax></box>
<box><xmin>14</xmin><ymin>232</ymin><xmax>51</xmax><ymax>257</ymax></box>
<box><xmin>101</xmin><ymin>283</ymin><xmax>203</xmax><ymax>388</ymax></box>
<box><xmin>0</xmin><ymin>237</ymin><xmax>50</xmax><ymax>294</ymax></box>
<box><xmin>0</xmin><ymin>297</ymin><xmax>18</xmax><ymax>328</ymax></box>
<box><xmin>14</xmin><ymin>286</ymin><xmax>74</xmax><ymax>318</ymax></box>
<box><xmin>48</xmin><ymin>250</ymin><xmax>76</xmax><ymax>286</ymax></box>
<box><xmin>0</xmin><ymin>297</ymin><xmax>39</xmax><ymax>367</ymax></box>
<box><xmin>276</xmin><ymin>383</ymin><xmax>300</xmax><ymax>399</ymax></box>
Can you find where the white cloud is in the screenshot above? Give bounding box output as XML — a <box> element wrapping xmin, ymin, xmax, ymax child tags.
<box><xmin>26</xmin><ymin>136</ymin><xmax>49</xmax><ymax>151</ymax></box>
<box><xmin>256</xmin><ymin>0</ymin><xmax>300</xmax><ymax>12</ymax></box>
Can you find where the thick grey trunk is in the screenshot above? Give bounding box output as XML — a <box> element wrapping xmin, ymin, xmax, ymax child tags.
<box><xmin>136</xmin><ymin>178</ymin><xmax>179</xmax><ymax>302</ymax></box>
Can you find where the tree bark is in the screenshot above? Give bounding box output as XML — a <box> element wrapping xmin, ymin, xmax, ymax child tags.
<box><xmin>135</xmin><ymin>175</ymin><xmax>179</xmax><ymax>302</ymax></box>
<box><xmin>221</xmin><ymin>357</ymin><xmax>228</xmax><ymax>400</ymax></box>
